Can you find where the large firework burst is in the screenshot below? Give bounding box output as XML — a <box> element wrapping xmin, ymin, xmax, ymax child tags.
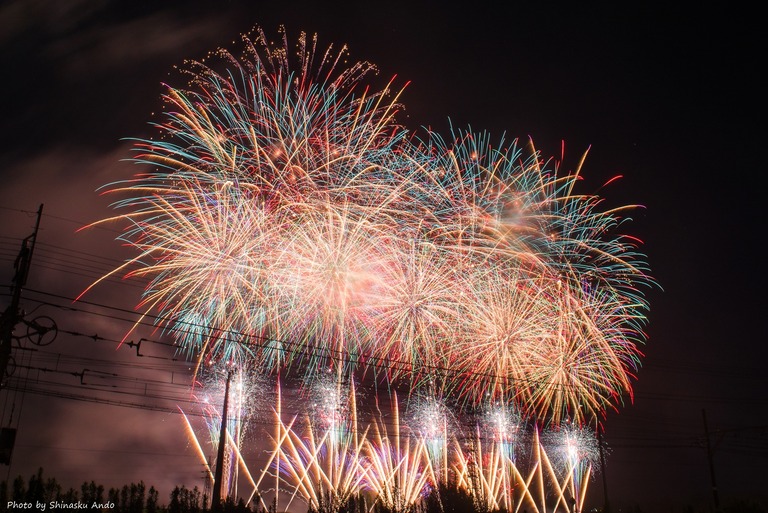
<box><xmin>87</xmin><ymin>26</ymin><xmax>654</xmax><ymax>426</ymax></box>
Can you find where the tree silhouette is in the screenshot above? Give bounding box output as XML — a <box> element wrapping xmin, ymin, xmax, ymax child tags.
<box><xmin>169</xmin><ymin>484</ymin><xmax>204</xmax><ymax>513</ymax></box>
<box><xmin>81</xmin><ymin>480</ymin><xmax>105</xmax><ymax>505</ymax></box>
<box><xmin>147</xmin><ymin>485</ymin><xmax>160</xmax><ymax>513</ymax></box>
<box><xmin>11</xmin><ymin>474</ymin><xmax>24</xmax><ymax>502</ymax></box>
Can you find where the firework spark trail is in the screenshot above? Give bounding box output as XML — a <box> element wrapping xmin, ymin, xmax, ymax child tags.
<box><xmin>448</xmin><ymin>270</ymin><xmax>555</xmax><ymax>408</ymax></box>
<box><xmin>452</xmin><ymin>404</ymin><xmax>530</xmax><ymax>512</ymax></box>
<box><xmin>88</xmin><ymin>26</ymin><xmax>655</xmax><ymax>428</ymax></box>
<box><xmin>362</xmin><ymin>394</ymin><xmax>435</xmax><ymax>511</ymax></box>
<box><xmin>180</xmin><ymin>409</ymin><xmax>214</xmax><ymax>482</ymax></box>
<box><xmin>453</xmin><ymin>431</ymin><xmax>514</xmax><ymax>512</ymax></box>
<box><xmin>367</xmin><ymin>236</ymin><xmax>465</xmax><ymax>391</ymax></box>
<box><xmin>273</xmin><ymin>384</ymin><xmax>370</xmax><ymax>512</ymax></box>
<box><xmin>542</xmin><ymin>423</ymin><xmax>598</xmax><ymax>511</ymax></box>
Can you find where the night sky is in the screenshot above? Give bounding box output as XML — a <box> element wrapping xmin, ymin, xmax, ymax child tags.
<box><xmin>1</xmin><ymin>2</ymin><xmax>766</xmax><ymax>512</ymax></box>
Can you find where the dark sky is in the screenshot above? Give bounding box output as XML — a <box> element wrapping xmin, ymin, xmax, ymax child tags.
<box><xmin>1</xmin><ymin>2</ymin><xmax>766</xmax><ymax>512</ymax></box>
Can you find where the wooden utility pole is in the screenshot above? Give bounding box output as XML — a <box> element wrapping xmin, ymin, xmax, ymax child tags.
<box><xmin>0</xmin><ymin>204</ymin><xmax>43</xmax><ymax>387</ymax></box>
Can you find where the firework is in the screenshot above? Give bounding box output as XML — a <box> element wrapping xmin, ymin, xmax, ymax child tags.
<box><xmin>541</xmin><ymin>423</ymin><xmax>599</xmax><ymax>511</ymax></box>
<box><xmin>88</xmin><ymin>26</ymin><xmax>654</xmax><ymax>428</ymax></box>
<box><xmin>272</xmin><ymin>379</ymin><xmax>368</xmax><ymax>512</ymax></box>
<box><xmin>261</xmin><ymin>377</ymin><xmax>598</xmax><ymax>513</ymax></box>
<box><xmin>362</xmin><ymin>393</ymin><xmax>435</xmax><ymax>511</ymax></box>
<box><xmin>303</xmin><ymin>370</ymin><xmax>356</xmax><ymax>449</ymax></box>
<box><xmin>183</xmin><ymin>363</ymin><xmax>268</xmax><ymax>503</ymax></box>
<box><xmin>86</xmin><ymin>25</ymin><xmax>412</xmax><ymax>370</ymax></box>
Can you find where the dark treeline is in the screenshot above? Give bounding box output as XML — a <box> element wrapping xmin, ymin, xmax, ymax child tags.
<box><xmin>0</xmin><ymin>471</ymin><xmax>493</xmax><ymax>513</ymax></box>
<box><xmin>0</xmin><ymin>468</ymin><xmax>262</xmax><ymax>513</ymax></box>
<box><xmin>0</xmin><ymin>471</ymin><xmax>503</xmax><ymax>513</ymax></box>
<box><xmin>2</xmin><ymin>469</ymin><xmax>766</xmax><ymax>513</ymax></box>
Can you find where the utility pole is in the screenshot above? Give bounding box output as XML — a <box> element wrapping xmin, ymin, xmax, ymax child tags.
<box><xmin>0</xmin><ymin>204</ymin><xmax>43</xmax><ymax>388</ymax></box>
<box><xmin>0</xmin><ymin>204</ymin><xmax>42</xmax><ymax>466</ymax></box>
<box><xmin>211</xmin><ymin>370</ymin><xmax>232</xmax><ymax>512</ymax></box>
<box><xmin>702</xmin><ymin>409</ymin><xmax>720</xmax><ymax>513</ymax></box>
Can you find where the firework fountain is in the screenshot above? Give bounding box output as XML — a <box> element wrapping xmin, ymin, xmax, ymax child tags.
<box><xmin>85</xmin><ymin>25</ymin><xmax>654</xmax><ymax>512</ymax></box>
